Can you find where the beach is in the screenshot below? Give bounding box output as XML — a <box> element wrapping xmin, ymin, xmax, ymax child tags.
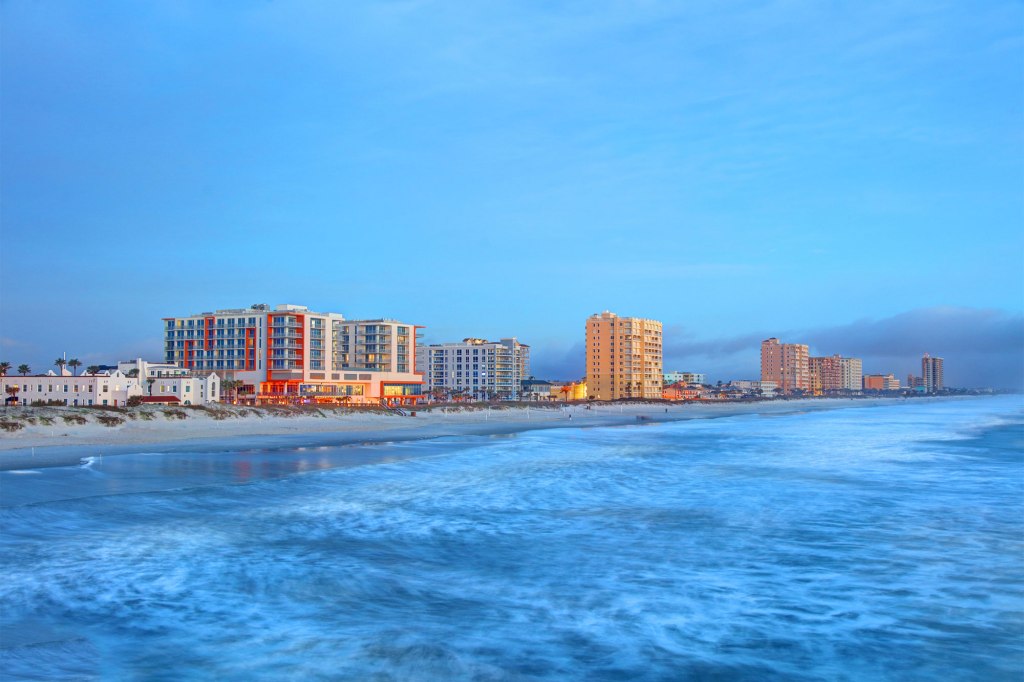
<box><xmin>0</xmin><ymin>397</ymin><xmax>940</xmax><ymax>471</ymax></box>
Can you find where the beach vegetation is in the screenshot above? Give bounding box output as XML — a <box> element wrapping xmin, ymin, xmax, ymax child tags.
<box><xmin>18</xmin><ymin>364</ymin><xmax>31</xmax><ymax>376</ymax></box>
<box><xmin>61</xmin><ymin>415</ymin><xmax>86</xmax><ymax>425</ymax></box>
<box><xmin>0</xmin><ymin>420</ymin><xmax>23</xmax><ymax>432</ymax></box>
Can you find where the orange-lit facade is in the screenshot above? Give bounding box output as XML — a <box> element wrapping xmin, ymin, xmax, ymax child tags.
<box><xmin>809</xmin><ymin>355</ymin><xmax>844</xmax><ymax>394</ymax></box>
<box><xmin>164</xmin><ymin>304</ymin><xmax>424</xmax><ymax>405</ymax></box>
<box><xmin>761</xmin><ymin>338</ymin><xmax>810</xmax><ymax>394</ymax></box>
<box><xmin>586</xmin><ymin>311</ymin><xmax>663</xmax><ymax>400</ymax></box>
<box><xmin>863</xmin><ymin>374</ymin><xmax>901</xmax><ymax>391</ymax></box>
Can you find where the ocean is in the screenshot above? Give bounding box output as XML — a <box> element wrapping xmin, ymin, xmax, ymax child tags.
<box><xmin>1</xmin><ymin>397</ymin><xmax>1021</xmax><ymax>680</ymax></box>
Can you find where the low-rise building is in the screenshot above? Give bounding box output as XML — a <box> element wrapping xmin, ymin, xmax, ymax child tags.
<box><xmin>548</xmin><ymin>381</ymin><xmax>587</xmax><ymax>401</ymax></box>
<box><xmin>728</xmin><ymin>380</ymin><xmax>779</xmax><ymax>398</ymax></box>
<box><xmin>662</xmin><ymin>382</ymin><xmax>706</xmax><ymax>401</ymax></box>
<box><xmin>2</xmin><ymin>370</ymin><xmax>142</xmax><ymax>407</ymax></box>
<box><xmin>663</xmin><ymin>371</ymin><xmax>706</xmax><ymax>386</ymax></box>
<box><xmin>863</xmin><ymin>374</ymin><xmax>901</xmax><ymax>391</ymax></box>
<box><xmin>142</xmin><ymin>374</ymin><xmax>221</xmax><ymax>405</ymax></box>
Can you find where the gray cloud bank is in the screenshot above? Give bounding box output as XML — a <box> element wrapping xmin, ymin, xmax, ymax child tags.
<box><xmin>531</xmin><ymin>307</ymin><xmax>1024</xmax><ymax>389</ymax></box>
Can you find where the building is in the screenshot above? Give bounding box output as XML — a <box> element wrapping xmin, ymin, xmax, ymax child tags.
<box><xmin>728</xmin><ymin>380</ymin><xmax>779</xmax><ymax>398</ymax></box>
<box><xmin>1</xmin><ymin>370</ymin><xmax>142</xmax><ymax>407</ymax></box>
<box><xmin>521</xmin><ymin>378</ymin><xmax>554</xmax><ymax>401</ymax></box>
<box><xmin>586</xmin><ymin>311</ymin><xmax>663</xmax><ymax>400</ymax></box>
<box><xmin>839</xmin><ymin>357</ymin><xmax>863</xmax><ymax>392</ymax></box>
<box><xmin>863</xmin><ymin>374</ymin><xmax>901</xmax><ymax>391</ymax></box>
<box><xmin>663</xmin><ymin>371</ymin><xmax>706</xmax><ymax>385</ymax></box>
<box><xmin>662</xmin><ymin>382</ymin><xmax>707</xmax><ymax>401</ymax></box>
<box><xmin>418</xmin><ymin>337</ymin><xmax>529</xmax><ymax>401</ymax></box>
<box><xmin>163</xmin><ymin>304</ymin><xmax>424</xmax><ymax>405</ymax></box>
<box><xmin>143</xmin><ymin>374</ymin><xmax>220</xmax><ymax>405</ymax></box>
<box><xmin>922</xmin><ymin>353</ymin><xmax>944</xmax><ymax>393</ymax></box>
<box><xmin>809</xmin><ymin>355</ymin><xmax>843</xmax><ymax>394</ymax></box>
<box><xmin>118</xmin><ymin>358</ymin><xmax>191</xmax><ymax>379</ymax></box>
<box><xmin>760</xmin><ymin>338</ymin><xmax>810</xmax><ymax>394</ymax></box>
<box><xmin>548</xmin><ymin>381</ymin><xmax>587</xmax><ymax>401</ymax></box>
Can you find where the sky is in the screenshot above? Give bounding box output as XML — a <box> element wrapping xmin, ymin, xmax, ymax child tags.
<box><xmin>1</xmin><ymin>1</ymin><xmax>1022</xmax><ymax>388</ymax></box>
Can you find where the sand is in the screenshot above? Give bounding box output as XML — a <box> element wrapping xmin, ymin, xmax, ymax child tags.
<box><xmin>0</xmin><ymin>398</ymin><xmax>937</xmax><ymax>471</ymax></box>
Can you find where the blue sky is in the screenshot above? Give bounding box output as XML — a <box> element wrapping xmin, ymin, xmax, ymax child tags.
<box><xmin>2</xmin><ymin>1</ymin><xmax>1022</xmax><ymax>387</ymax></box>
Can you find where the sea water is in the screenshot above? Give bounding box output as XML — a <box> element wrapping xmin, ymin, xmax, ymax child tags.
<box><xmin>0</xmin><ymin>397</ymin><xmax>1021</xmax><ymax>680</ymax></box>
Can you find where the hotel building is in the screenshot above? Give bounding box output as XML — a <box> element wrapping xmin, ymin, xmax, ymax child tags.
<box><xmin>163</xmin><ymin>304</ymin><xmax>424</xmax><ymax>405</ymax></box>
<box><xmin>663</xmin><ymin>371</ymin><xmax>706</xmax><ymax>385</ymax></box>
<box><xmin>586</xmin><ymin>311</ymin><xmax>663</xmax><ymax>400</ymax></box>
<box><xmin>809</xmin><ymin>355</ymin><xmax>863</xmax><ymax>393</ymax></box>
<box><xmin>760</xmin><ymin>338</ymin><xmax>810</xmax><ymax>394</ymax></box>
<box><xmin>922</xmin><ymin>353</ymin><xmax>944</xmax><ymax>393</ymax></box>
<box><xmin>418</xmin><ymin>337</ymin><xmax>530</xmax><ymax>401</ymax></box>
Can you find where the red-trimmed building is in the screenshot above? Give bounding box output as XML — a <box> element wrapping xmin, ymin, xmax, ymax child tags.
<box><xmin>163</xmin><ymin>304</ymin><xmax>424</xmax><ymax>405</ymax></box>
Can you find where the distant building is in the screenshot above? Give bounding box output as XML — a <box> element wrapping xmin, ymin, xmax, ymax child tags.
<box><xmin>586</xmin><ymin>311</ymin><xmax>663</xmax><ymax>400</ymax></box>
<box><xmin>809</xmin><ymin>355</ymin><xmax>862</xmax><ymax>393</ymax></box>
<box><xmin>663</xmin><ymin>382</ymin><xmax>705</xmax><ymax>401</ymax></box>
<box><xmin>809</xmin><ymin>355</ymin><xmax>844</xmax><ymax>393</ymax></box>
<box><xmin>863</xmin><ymin>374</ymin><xmax>901</xmax><ymax>391</ymax></box>
<box><xmin>906</xmin><ymin>374</ymin><xmax>923</xmax><ymax>389</ymax></box>
<box><xmin>549</xmin><ymin>381</ymin><xmax>587</xmax><ymax>401</ymax></box>
<box><xmin>664</xmin><ymin>371</ymin><xmax>705</xmax><ymax>385</ymax></box>
<box><xmin>761</xmin><ymin>338</ymin><xmax>810</xmax><ymax>394</ymax></box>
<box><xmin>922</xmin><ymin>353</ymin><xmax>944</xmax><ymax>393</ymax></box>
<box><xmin>729</xmin><ymin>380</ymin><xmax>779</xmax><ymax>398</ymax></box>
<box><xmin>521</xmin><ymin>378</ymin><xmax>554</xmax><ymax>401</ymax></box>
<box><xmin>419</xmin><ymin>337</ymin><xmax>530</xmax><ymax>401</ymax></box>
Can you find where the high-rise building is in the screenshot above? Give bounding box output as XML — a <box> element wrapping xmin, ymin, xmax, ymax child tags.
<box><xmin>418</xmin><ymin>337</ymin><xmax>530</xmax><ymax>401</ymax></box>
<box><xmin>922</xmin><ymin>353</ymin><xmax>944</xmax><ymax>393</ymax></box>
<box><xmin>163</xmin><ymin>304</ymin><xmax>424</xmax><ymax>405</ymax></box>
<box><xmin>586</xmin><ymin>311</ymin><xmax>663</xmax><ymax>400</ymax></box>
<box><xmin>839</xmin><ymin>357</ymin><xmax>863</xmax><ymax>392</ymax></box>
<box><xmin>761</xmin><ymin>338</ymin><xmax>810</xmax><ymax>394</ymax></box>
<box><xmin>809</xmin><ymin>355</ymin><xmax>844</xmax><ymax>393</ymax></box>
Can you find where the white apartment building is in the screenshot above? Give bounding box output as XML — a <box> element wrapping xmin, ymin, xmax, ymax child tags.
<box><xmin>163</xmin><ymin>304</ymin><xmax>424</xmax><ymax>405</ymax></box>
<box><xmin>418</xmin><ymin>338</ymin><xmax>529</xmax><ymax>401</ymax></box>
<box><xmin>664</xmin><ymin>371</ymin><xmax>706</xmax><ymax>385</ymax></box>
<box><xmin>143</xmin><ymin>374</ymin><xmax>220</xmax><ymax>405</ymax></box>
<box><xmin>2</xmin><ymin>370</ymin><xmax>142</xmax><ymax>407</ymax></box>
<box><xmin>729</xmin><ymin>380</ymin><xmax>779</xmax><ymax>398</ymax></box>
<box><xmin>839</xmin><ymin>357</ymin><xmax>863</xmax><ymax>392</ymax></box>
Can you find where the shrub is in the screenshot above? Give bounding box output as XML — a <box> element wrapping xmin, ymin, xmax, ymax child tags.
<box><xmin>97</xmin><ymin>415</ymin><xmax>125</xmax><ymax>427</ymax></box>
<box><xmin>62</xmin><ymin>415</ymin><xmax>87</xmax><ymax>425</ymax></box>
<box><xmin>0</xmin><ymin>421</ymin><xmax>23</xmax><ymax>432</ymax></box>
<box><xmin>164</xmin><ymin>409</ymin><xmax>187</xmax><ymax>420</ymax></box>
<box><xmin>126</xmin><ymin>396</ymin><xmax>144</xmax><ymax>407</ymax></box>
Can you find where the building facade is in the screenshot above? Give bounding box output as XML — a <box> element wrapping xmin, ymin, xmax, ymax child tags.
<box><xmin>809</xmin><ymin>355</ymin><xmax>843</xmax><ymax>394</ymax></box>
<box><xmin>922</xmin><ymin>353</ymin><xmax>944</xmax><ymax>393</ymax></box>
<box><xmin>760</xmin><ymin>338</ymin><xmax>810</xmax><ymax>394</ymax></box>
<box><xmin>2</xmin><ymin>370</ymin><xmax>142</xmax><ymax>407</ymax></box>
<box><xmin>840</xmin><ymin>357</ymin><xmax>863</xmax><ymax>392</ymax></box>
<box><xmin>663</xmin><ymin>371</ymin><xmax>706</xmax><ymax>385</ymax></box>
<box><xmin>163</xmin><ymin>304</ymin><xmax>423</xmax><ymax>405</ymax></box>
<box><xmin>419</xmin><ymin>337</ymin><xmax>529</xmax><ymax>401</ymax></box>
<box><xmin>863</xmin><ymin>374</ymin><xmax>901</xmax><ymax>391</ymax></box>
<box><xmin>728</xmin><ymin>380</ymin><xmax>779</xmax><ymax>398</ymax></box>
<box><xmin>586</xmin><ymin>311</ymin><xmax>663</xmax><ymax>400</ymax></box>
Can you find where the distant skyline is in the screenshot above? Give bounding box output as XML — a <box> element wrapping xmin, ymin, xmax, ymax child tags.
<box><xmin>2</xmin><ymin>2</ymin><xmax>1022</xmax><ymax>388</ymax></box>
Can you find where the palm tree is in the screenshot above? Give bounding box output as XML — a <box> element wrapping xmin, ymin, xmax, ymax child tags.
<box><xmin>146</xmin><ymin>378</ymin><xmax>156</xmax><ymax>396</ymax></box>
<box><xmin>560</xmin><ymin>384</ymin><xmax>572</xmax><ymax>403</ymax></box>
<box><xmin>55</xmin><ymin>358</ymin><xmax>67</xmax><ymax>374</ymax></box>
<box><xmin>0</xmin><ymin>362</ymin><xmax>10</xmax><ymax>376</ymax></box>
<box><xmin>86</xmin><ymin>365</ymin><xmax>100</xmax><ymax>376</ymax></box>
<box><xmin>68</xmin><ymin>359</ymin><xmax>82</xmax><ymax>376</ymax></box>
<box><xmin>126</xmin><ymin>368</ymin><xmax>139</xmax><ymax>378</ymax></box>
<box><xmin>17</xmin><ymin>364</ymin><xmax>30</xmax><ymax>376</ymax></box>
<box><xmin>5</xmin><ymin>385</ymin><xmax>20</xmax><ymax>405</ymax></box>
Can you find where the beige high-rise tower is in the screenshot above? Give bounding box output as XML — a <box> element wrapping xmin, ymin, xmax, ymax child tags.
<box><xmin>761</xmin><ymin>338</ymin><xmax>810</xmax><ymax>394</ymax></box>
<box><xmin>586</xmin><ymin>311</ymin><xmax>663</xmax><ymax>400</ymax></box>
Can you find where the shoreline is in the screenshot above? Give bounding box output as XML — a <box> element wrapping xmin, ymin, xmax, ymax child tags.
<box><xmin>0</xmin><ymin>397</ymin><xmax>974</xmax><ymax>472</ymax></box>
